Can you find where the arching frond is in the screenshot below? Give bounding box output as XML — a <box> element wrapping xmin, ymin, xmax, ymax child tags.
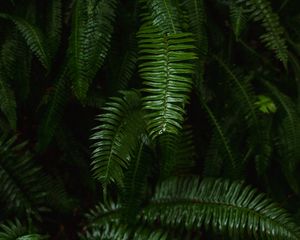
<box><xmin>0</xmin><ymin>13</ymin><xmax>51</xmax><ymax>70</ymax></box>
<box><xmin>90</xmin><ymin>90</ymin><xmax>145</xmax><ymax>187</ymax></box>
<box><xmin>236</xmin><ymin>0</ymin><xmax>287</xmax><ymax>66</ymax></box>
<box><xmin>0</xmin><ymin>134</ymin><xmax>48</xmax><ymax>217</ymax></box>
<box><xmin>0</xmin><ymin>219</ymin><xmax>45</xmax><ymax>240</ymax></box>
<box><xmin>143</xmin><ymin>177</ymin><xmax>300</xmax><ymax>239</ymax></box>
<box><xmin>138</xmin><ymin>25</ymin><xmax>197</xmax><ymax>139</ymax></box>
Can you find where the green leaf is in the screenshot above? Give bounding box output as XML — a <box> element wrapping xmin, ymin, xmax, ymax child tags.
<box><xmin>143</xmin><ymin>177</ymin><xmax>300</xmax><ymax>239</ymax></box>
<box><xmin>90</xmin><ymin>90</ymin><xmax>145</xmax><ymax>187</ymax></box>
<box><xmin>138</xmin><ymin>25</ymin><xmax>197</xmax><ymax>139</ymax></box>
<box><xmin>0</xmin><ymin>13</ymin><xmax>51</xmax><ymax>70</ymax></box>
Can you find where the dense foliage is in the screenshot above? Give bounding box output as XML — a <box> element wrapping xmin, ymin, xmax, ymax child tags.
<box><xmin>1</xmin><ymin>0</ymin><xmax>300</xmax><ymax>239</ymax></box>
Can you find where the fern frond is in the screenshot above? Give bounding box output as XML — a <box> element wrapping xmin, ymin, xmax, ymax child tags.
<box><xmin>237</xmin><ymin>0</ymin><xmax>288</xmax><ymax>66</ymax></box>
<box><xmin>230</xmin><ymin>2</ymin><xmax>247</xmax><ymax>39</ymax></box>
<box><xmin>143</xmin><ymin>177</ymin><xmax>300</xmax><ymax>239</ymax></box>
<box><xmin>83</xmin><ymin>200</ymin><xmax>172</xmax><ymax>240</ymax></box>
<box><xmin>90</xmin><ymin>90</ymin><xmax>145</xmax><ymax>187</ymax></box>
<box><xmin>0</xmin><ymin>219</ymin><xmax>45</xmax><ymax>240</ymax></box>
<box><xmin>0</xmin><ymin>134</ymin><xmax>47</xmax><ymax>216</ymax></box>
<box><xmin>182</xmin><ymin>0</ymin><xmax>207</xmax><ymax>56</ymax></box>
<box><xmin>0</xmin><ymin>13</ymin><xmax>51</xmax><ymax>70</ymax></box>
<box><xmin>121</xmin><ymin>139</ymin><xmax>152</xmax><ymax>221</ymax></box>
<box><xmin>138</xmin><ymin>25</ymin><xmax>197</xmax><ymax>139</ymax></box>
<box><xmin>264</xmin><ymin>81</ymin><xmax>300</xmax><ymax>194</ymax></box>
<box><xmin>92</xmin><ymin>0</ymin><xmax>118</xmax><ymax>71</ymax></box>
<box><xmin>36</xmin><ymin>66</ymin><xmax>69</xmax><ymax>151</ymax></box>
<box><xmin>1</xmin><ymin>31</ymin><xmax>31</xmax><ymax>102</ymax></box>
<box><xmin>0</xmin><ymin>219</ymin><xmax>26</xmax><ymax>240</ymax></box>
<box><xmin>46</xmin><ymin>0</ymin><xmax>62</xmax><ymax>57</ymax></box>
<box><xmin>68</xmin><ymin>0</ymin><xmax>118</xmax><ymax>101</ymax></box>
<box><xmin>147</xmin><ymin>0</ymin><xmax>181</xmax><ymax>34</ymax></box>
<box><xmin>67</xmin><ymin>0</ymin><xmax>90</xmax><ymax>101</ymax></box>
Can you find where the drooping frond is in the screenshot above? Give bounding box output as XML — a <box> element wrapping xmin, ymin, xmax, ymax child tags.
<box><xmin>264</xmin><ymin>81</ymin><xmax>300</xmax><ymax>194</ymax></box>
<box><xmin>121</xmin><ymin>139</ymin><xmax>152</xmax><ymax>221</ymax></box>
<box><xmin>92</xmin><ymin>0</ymin><xmax>118</xmax><ymax>72</ymax></box>
<box><xmin>0</xmin><ymin>134</ymin><xmax>48</xmax><ymax>216</ymax></box>
<box><xmin>182</xmin><ymin>0</ymin><xmax>207</xmax><ymax>56</ymax></box>
<box><xmin>146</xmin><ymin>0</ymin><xmax>181</xmax><ymax>34</ymax></box>
<box><xmin>143</xmin><ymin>177</ymin><xmax>300</xmax><ymax>239</ymax></box>
<box><xmin>0</xmin><ymin>13</ymin><xmax>51</xmax><ymax>70</ymax></box>
<box><xmin>90</xmin><ymin>90</ymin><xmax>145</xmax><ymax>187</ymax></box>
<box><xmin>67</xmin><ymin>0</ymin><xmax>90</xmax><ymax>101</ymax></box>
<box><xmin>46</xmin><ymin>0</ymin><xmax>62</xmax><ymax>57</ymax></box>
<box><xmin>138</xmin><ymin>24</ymin><xmax>197</xmax><ymax>139</ymax></box>
<box><xmin>1</xmin><ymin>31</ymin><xmax>31</xmax><ymax>103</ymax></box>
<box><xmin>236</xmin><ymin>0</ymin><xmax>288</xmax><ymax>66</ymax></box>
<box><xmin>229</xmin><ymin>2</ymin><xmax>247</xmax><ymax>40</ymax></box>
<box><xmin>36</xmin><ymin>66</ymin><xmax>69</xmax><ymax>151</ymax></box>
<box><xmin>0</xmin><ymin>219</ymin><xmax>45</xmax><ymax>240</ymax></box>
<box><xmin>68</xmin><ymin>0</ymin><xmax>118</xmax><ymax>101</ymax></box>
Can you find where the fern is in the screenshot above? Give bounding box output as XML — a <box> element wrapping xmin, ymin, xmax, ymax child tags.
<box><xmin>68</xmin><ymin>0</ymin><xmax>118</xmax><ymax>101</ymax></box>
<box><xmin>0</xmin><ymin>134</ymin><xmax>48</xmax><ymax>217</ymax></box>
<box><xmin>146</xmin><ymin>0</ymin><xmax>181</xmax><ymax>34</ymax></box>
<box><xmin>90</xmin><ymin>90</ymin><xmax>145</xmax><ymax>187</ymax></box>
<box><xmin>236</xmin><ymin>0</ymin><xmax>288</xmax><ymax>66</ymax></box>
<box><xmin>0</xmin><ymin>13</ymin><xmax>51</xmax><ymax>70</ymax></box>
<box><xmin>182</xmin><ymin>0</ymin><xmax>207</xmax><ymax>56</ymax></box>
<box><xmin>0</xmin><ymin>219</ymin><xmax>45</xmax><ymax>240</ymax></box>
<box><xmin>143</xmin><ymin>177</ymin><xmax>300</xmax><ymax>239</ymax></box>
<box><xmin>138</xmin><ymin>25</ymin><xmax>197</xmax><ymax>138</ymax></box>
<box><xmin>121</xmin><ymin>139</ymin><xmax>151</xmax><ymax>221</ymax></box>
<box><xmin>1</xmin><ymin>31</ymin><xmax>31</xmax><ymax>103</ymax></box>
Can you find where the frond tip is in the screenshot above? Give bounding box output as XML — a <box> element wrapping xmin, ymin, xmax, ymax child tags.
<box><xmin>143</xmin><ymin>177</ymin><xmax>300</xmax><ymax>239</ymax></box>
